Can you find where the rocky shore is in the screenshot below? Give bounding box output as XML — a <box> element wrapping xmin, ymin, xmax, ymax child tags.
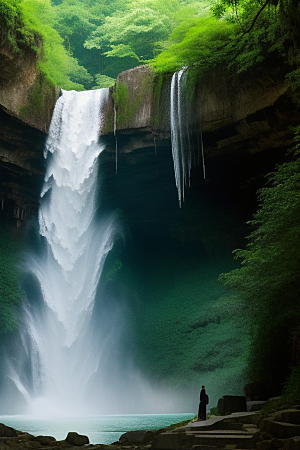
<box><xmin>1</xmin><ymin>396</ymin><xmax>300</xmax><ymax>450</ymax></box>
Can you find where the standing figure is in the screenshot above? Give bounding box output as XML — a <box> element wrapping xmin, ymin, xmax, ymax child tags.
<box><xmin>198</xmin><ymin>385</ymin><xmax>208</xmax><ymax>420</ymax></box>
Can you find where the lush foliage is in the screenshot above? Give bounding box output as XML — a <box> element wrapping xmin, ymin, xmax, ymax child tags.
<box><xmin>152</xmin><ymin>0</ymin><xmax>300</xmax><ymax>76</ymax></box>
<box><xmin>0</xmin><ymin>227</ymin><xmax>22</xmax><ymax>334</ymax></box>
<box><xmin>0</xmin><ymin>0</ymin><xmax>39</xmax><ymax>52</ymax></box>
<box><xmin>0</xmin><ymin>0</ymin><xmax>92</xmax><ymax>90</ymax></box>
<box><xmin>219</xmin><ymin>142</ymin><xmax>300</xmax><ymax>391</ymax></box>
<box><xmin>1</xmin><ymin>0</ymin><xmax>217</xmax><ymax>88</ymax></box>
<box><xmin>152</xmin><ymin>16</ymin><xmax>237</xmax><ymax>73</ymax></box>
<box><xmin>2</xmin><ymin>0</ymin><xmax>300</xmax><ymax>88</ymax></box>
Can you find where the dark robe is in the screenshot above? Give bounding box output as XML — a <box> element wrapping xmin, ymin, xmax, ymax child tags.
<box><xmin>198</xmin><ymin>388</ymin><xmax>207</xmax><ymax>420</ymax></box>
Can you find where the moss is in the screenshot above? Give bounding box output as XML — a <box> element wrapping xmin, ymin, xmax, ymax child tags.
<box><xmin>113</xmin><ymin>68</ymin><xmax>155</xmax><ymax>129</ymax></box>
<box><xmin>0</xmin><ymin>226</ymin><xmax>22</xmax><ymax>334</ymax></box>
<box><xmin>19</xmin><ymin>71</ymin><xmax>57</xmax><ymax>125</ymax></box>
<box><xmin>151</xmin><ymin>71</ymin><xmax>171</xmax><ymax>128</ymax></box>
<box><xmin>0</xmin><ymin>0</ymin><xmax>40</xmax><ymax>54</ymax></box>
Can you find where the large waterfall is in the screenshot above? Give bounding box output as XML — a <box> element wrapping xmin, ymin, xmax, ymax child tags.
<box><xmin>23</xmin><ymin>89</ymin><xmax>119</xmax><ymax>414</ymax></box>
<box><xmin>2</xmin><ymin>89</ymin><xmax>124</xmax><ymax>415</ymax></box>
<box><xmin>1</xmin><ymin>89</ymin><xmax>185</xmax><ymax>416</ymax></box>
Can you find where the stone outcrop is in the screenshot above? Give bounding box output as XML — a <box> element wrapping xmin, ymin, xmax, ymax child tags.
<box><xmin>102</xmin><ymin>65</ymin><xmax>300</xmax><ymax>158</ymax></box>
<box><xmin>0</xmin><ymin>41</ymin><xmax>59</xmax><ymax>225</ymax></box>
<box><xmin>0</xmin><ymin>42</ymin><xmax>59</xmax><ymax>133</ymax></box>
<box><xmin>217</xmin><ymin>395</ymin><xmax>248</xmax><ymax>415</ymax></box>
<box><xmin>65</xmin><ymin>431</ymin><xmax>89</xmax><ymax>446</ymax></box>
<box><xmin>149</xmin><ymin>406</ymin><xmax>300</xmax><ymax>450</ymax></box>
<box><xmin>118</xmin><ymin>430</ymin><xmax>158</xmax><ymax>445</ymax></box>
<box><xmin>245</xmin><ymin>381</ymin><xmax>277</xmax><ymax>401</ymax></box>
<box><xmin>1</xmin><ymin>48</ymin><xmax>299</xmax><ymax>226</ymax></box>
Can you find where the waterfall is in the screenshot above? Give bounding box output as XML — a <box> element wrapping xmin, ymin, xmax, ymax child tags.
<box><xmin>6</xmin><ymin>89</ymin><xmax>125</xmax><ymax>415</ymax></box>
<box><xmin>170</xmin><ymin>68</ymin><xmax>205</xmax><ymax>207</ymax></box>
<box><xmin>0</xmin><ymin>87</ymin><xmax>202</xmax><ymax>417</ymax></box>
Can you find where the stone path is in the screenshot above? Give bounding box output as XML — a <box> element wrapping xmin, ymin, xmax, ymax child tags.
<box><xmin>151</xmin><ymin>412</ymin><xmax>261</xmax><ymax>449</ymax></box>
<box><xmin>150</xmin><ymin>408</ymin><xmax>300</xmax><ymax>450</ymax></box>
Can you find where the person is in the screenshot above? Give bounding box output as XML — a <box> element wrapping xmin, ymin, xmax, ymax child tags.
<box><xmin>198</xmin><ymin>385</ymin><xmax>208</xmax><ymax>420</ymax></box>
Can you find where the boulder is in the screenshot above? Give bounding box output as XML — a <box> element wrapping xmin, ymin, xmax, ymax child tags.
<box><xmin>273</xmin><ymin>409</ymin><xmax>300</xmax><ymax>425</ymax></box>
<box><xmin>257</xmin><ymin>437</ymin><xmax>300</xmax><ymax>450</ymax></box>
<box><xmin>35</xmin><ymin>435</ymin><xmax>56</xmax><ymax>445</ymax></box>
<box><xmin>151</xmin><ymin>431</ymin><xmax>186</xmax><ymax>450</ymax></box>
<box><xmin>260</xmin><ymin>419</ymin><xmax>300</xmax><ymax>439</ymax></box>
<box><xmin>0</xmin><ymin>423</ymin><xmax>18</xmax><ymax>437</ymax></box>
<box><xmin>65</xmin><ymin>431</ymin><xmax>89</xmax><ymax>446</ymax></box>
<box><xmin>217</xmin><ymin>395</ymin><xmax>247</xmax><ymax>415</ymax></box>
<box><xmin>244</xmin><ymin>381</ymin><xmax>274</xmax><ymax>401</ymax></box>
<box><xmin>119</xmin><ymin>429</ymin><xmax>158</xmax><ymax>444</ymax></box>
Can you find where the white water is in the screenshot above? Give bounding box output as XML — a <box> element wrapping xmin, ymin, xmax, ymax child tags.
<box><xmin>2</xmin><ymin>88</ymin><xmax>194</xmax><ymax>417</ymax></box>
<box><xmin>170</xmin><ymin>68</ymin><xmax>206</xmax><ymax>206</ymax></box>
<box><xmin>26</xmin><ymin>89</ymin><xmax>117</xmax><ymax>414</ymax></box>
<box><xmin>170</xmin><ymin>69</ymin><xmax>192</xmax><ymax>207</ymax></box>
<box><xmin>3</xmin><ymin>89</ymin><xmax>124</xmax><ymax>415</ymax></box>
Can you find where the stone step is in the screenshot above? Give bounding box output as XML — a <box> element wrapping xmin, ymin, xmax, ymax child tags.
<box><xmin>151</xmin><ymin>430</ymin><xmax>260</xmax><ymax>449</ymax></box>
<box><xmin>273</xmin><ymin>408</ymin><xmax>300</xmax><ymax>425</ymax></box>
<box><xmin>260</xmin><ymin>419</ymin><xmax>300</xmax><ymax>439</ymax></box>
<box><xmin>185</xmin><ymin>429</ymin><xmax>257</xmax><ymax>436</ymax></box>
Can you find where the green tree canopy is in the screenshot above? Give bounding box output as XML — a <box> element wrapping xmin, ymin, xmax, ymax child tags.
<box><xmin>219</xmin><ymin>143</ymin><xmax>300</xmax><ymax>390</ymax></box>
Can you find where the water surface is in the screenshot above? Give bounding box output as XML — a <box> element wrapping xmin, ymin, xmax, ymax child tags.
<box><xmin>0</xmin><ymin>413</ymin><xmax>194</xmax><ymax>444</ymax></box>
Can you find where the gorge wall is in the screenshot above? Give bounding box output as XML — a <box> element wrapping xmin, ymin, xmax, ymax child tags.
<box><xmin>1</xmin><ymin>59</ymin><xmax>299</xmax><ymax>228</ymax></box>
<box><xmin>0</xmin><ymin>43</ymin><xmax>59</xmax><ymax>226</ymax></box>
<box><xmin>1</xmin><ymin>51</ymin><xmax>299</xmax><ymax>408</ymax></box>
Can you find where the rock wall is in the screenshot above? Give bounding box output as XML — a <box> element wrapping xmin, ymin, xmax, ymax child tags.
<box><xmin>103</xmin><ymin>65</ymin><xmax>299</xmax><ymax>157</ymax></box>
<box><xmin>1</xmin><ymin>54</ymin><xmax>299</xmax><ymax>226</ymax></box>
<box><xmin>0</xmin><ymin>43</ymin><xmax>59</xmax><ymax>226</ymax></box>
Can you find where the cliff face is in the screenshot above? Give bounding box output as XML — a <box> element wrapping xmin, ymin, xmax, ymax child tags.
<box><xmin>0</xmin><ymin>43</ymin><xmax>59</xmax><ymax>226</ymax></box>
<box><xmin>1</xmin><ymin>56</ymin><xmax>299</xmax><ymax>226</ymax></box>
<box><xmin>102</xmin><ymin>65</ymin><xmax>299</xmax><ymax>157</ymax></box>
<box><xmin>0</xmin><ymin>43</ymin><xmax>59</xmax><ymax>132</ymax></box>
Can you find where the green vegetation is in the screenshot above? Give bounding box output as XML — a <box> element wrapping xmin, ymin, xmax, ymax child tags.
<box><xmin>152</xmin><ymin>0</ymin><xmax>300</xmax><ymax>77</ymax></box>
<box><xmin>219</xmin><ymin>142</ymin><xmax>300</xmax><ymax>394</ymax></box>
<box><xmin>1</xmin><ymin>0</ymin><xmax>216</xmax><ymax>89</ymax></box>
<box><xmin>0</xmin><ymin>226</ymin><xmax>22</xmax><ymax>334</ymax></box>
<box><xmin>0</xmin><ymin>0</ymin><xmax>91</xmax><ymax>90</ymax></box>
<box><xmin>113</xmin><ymin>68</ymin><xmax>154</xmax><ymax>127</ymax></box>
<box><xmin>2</xmin><ymin>0</ymin><xmax>299</xmax><ymax>90</ymax></box>
<box><xmin>1</xmin><ymin>0</ymin><xmax>299</xmax><ymax>404</ymax></box>
<box><xmin>19</xmin><ymin>71</ymin><xmax>57</xmax><ymax>119</ymax></box>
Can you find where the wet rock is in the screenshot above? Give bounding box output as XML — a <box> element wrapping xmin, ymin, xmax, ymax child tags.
<box><xmin>35</xmin><ymin>435</ymin><xmax>57</xmax><ymax>445</ymax></box>
<box><xmin>0</xmin><ymin>424</ymin><xmax>18</xmax><ymax>438</ymax></box>
<box><xmin>217</xmin><ymin>395</ymin><xmax>247</xmax><ymax>415</ymax></box>
<box><xmin>260</xmin><ymin>419</ymin><xmax>300</xmax><ymax>439</ymax></box>
<box><xmin>65</xmin><ymin>432</ymin><xmax>89</xmax><ymax>446</ymax></box>
<box><xmin>244</xmin><ymin>381</ymin><xmax>274</xmax><ymax>401</ymax></box>
<box><xmin>284</xmin><ymin>436</ymin><xmax>300</xmax><ymax>450</ymax></box>
<box><xmin>118</xmin><ymin>430</ymin><xmax>158</xmax><ymax>444</ymax></box>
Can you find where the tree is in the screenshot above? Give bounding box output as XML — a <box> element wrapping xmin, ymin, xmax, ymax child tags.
<box><xmin>19</xmin><ymin>0</ymin><xmax>93</xmax><ymax>89</ymax></box>
<box><xmin>83</xmin><ymin>0</ymin><xmax>214</xmax><ymax>77</ymax></box>
<box><xmin>219</xmin><ymin>145</ymin><xmax>300</xmax><ymax>391</ymax></box>
<box><xmin>84</xmin><ymin>4</ymin><xmax>173</xmax><ymax>76</ymax></box>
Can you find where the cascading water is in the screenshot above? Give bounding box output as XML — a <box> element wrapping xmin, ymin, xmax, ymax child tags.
<box><xmin>170</xmin><ymin>68</ymin><xmax>191</xmax><ymax>207</ymax></box>
<box><xmin>1</xmin><ymin>88</ymin><xmax>187</xmax><ymax>416</ymax></box>
<box><xmin>0</xmin><ymin>86</ymin><xmax>204</xmax><ymax>417</ymax></box>
<box><xmin>170</xmin><ymin>68</ymin><xmax>205</xmax><ymax>206</ymax></box>
<box><xmin>5</xmin><ymin>89</ymin><xmax>125</xmax><ymax>415</ymax></box>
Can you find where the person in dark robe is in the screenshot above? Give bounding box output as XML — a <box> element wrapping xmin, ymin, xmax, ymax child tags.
<box><xmin>197</xmin><ymin>385</ymin><xmax>208</xmax><ymax>420</ymax></box>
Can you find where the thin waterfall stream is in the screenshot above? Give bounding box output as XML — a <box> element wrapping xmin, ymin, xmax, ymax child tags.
<box><xmin>170</xmin><ymin>68</ymin><xmax>205</xmax><ymax>206</ymax></box>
